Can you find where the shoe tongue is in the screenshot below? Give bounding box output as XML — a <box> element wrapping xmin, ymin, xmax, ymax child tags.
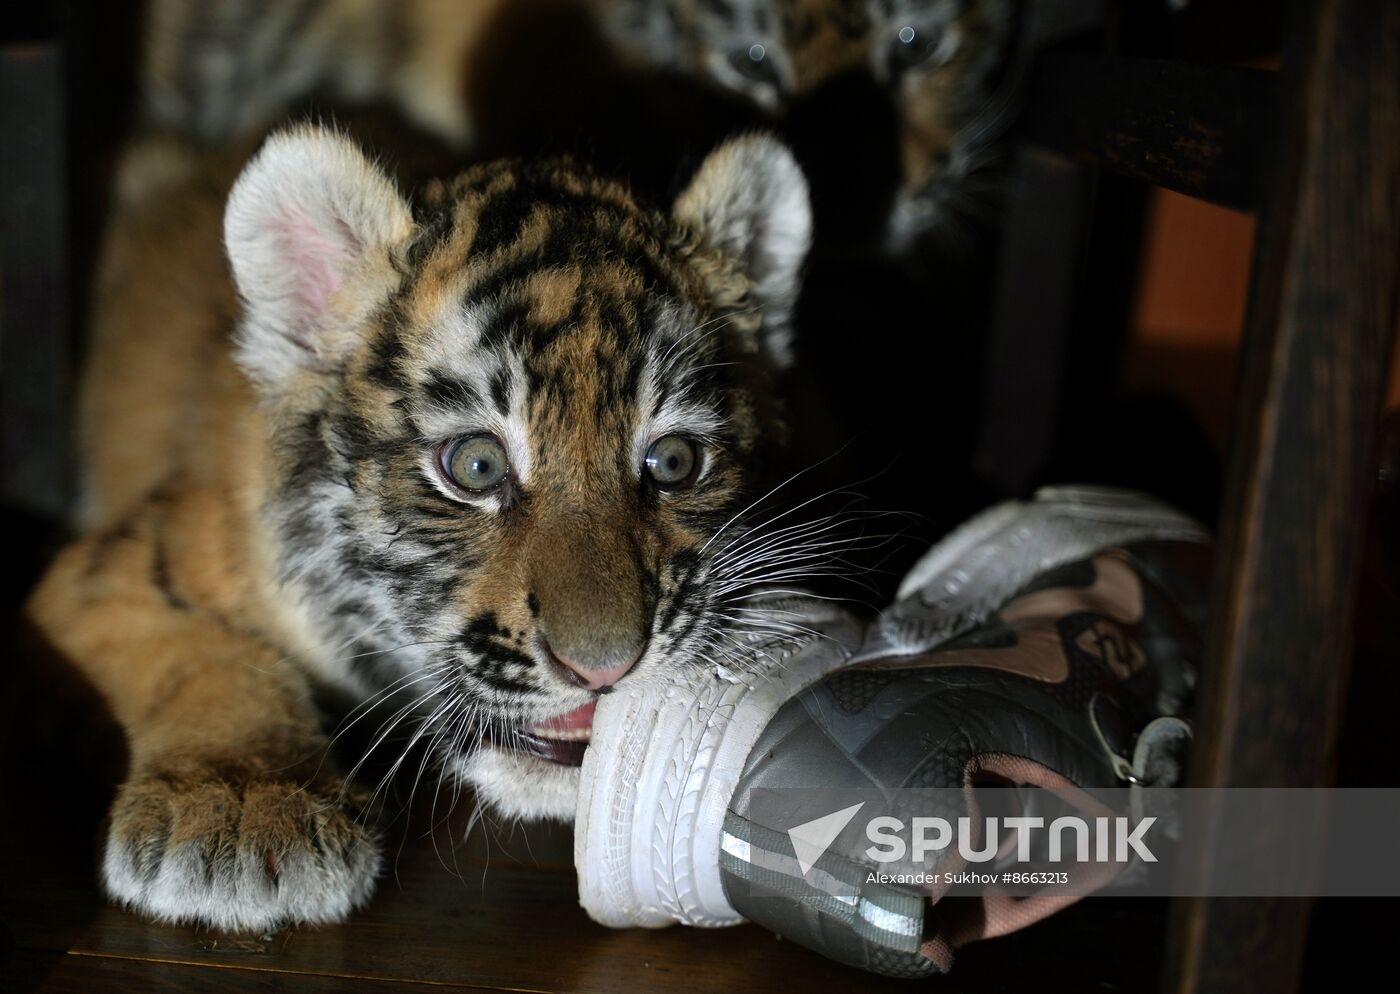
<box><xmin>858</xmin><ymin>488</ymin><xmax>1208</xmax><ymax>665</ymax></box>
<box><xmin>574</xmin><ymin>593</ymin><xmax>864</xmax><ymax>929</ymax></box>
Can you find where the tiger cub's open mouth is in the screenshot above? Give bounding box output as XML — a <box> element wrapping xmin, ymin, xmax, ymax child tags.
<box><xmin>506</xmin><ymin>700</ymin><xmax>596</xmax><ymax>767</ymax></box>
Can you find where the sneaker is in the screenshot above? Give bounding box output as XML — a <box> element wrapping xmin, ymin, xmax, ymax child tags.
<box><xmin>574</xmin><ymin>486</ymin><xmax>1210</xmax><ymax>975</ymax></box>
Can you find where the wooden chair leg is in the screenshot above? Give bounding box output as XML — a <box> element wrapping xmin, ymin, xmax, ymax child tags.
<box><xmin>972</xmin><ymin>146</ymin><xmax>1091</xmax><ymax>496</ymax></box>
<box><xmin>1163</xmin><ymin>1</ymin><xmax>1400</xmax><ymax>992</ymax></box>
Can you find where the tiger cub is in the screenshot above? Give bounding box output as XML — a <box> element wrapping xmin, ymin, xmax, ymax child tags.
<box><xmin>141</xmin><ymin>0</ymin><xmax>501</xmax><ymax>145</ymax></box>
<box><xmin>599</xmin><ymin>0</ymin><xmax>1017</xmax><ymax>252</ymax></box>
<box><xmin>27</xmin><ymin>123</ymin><xmax>811</xmax><ymax>931</ymax></box>
<box><xmin>141</xmin><ymin>0</ymin><xmax>1015</xmax><ymax>253</ymax></box>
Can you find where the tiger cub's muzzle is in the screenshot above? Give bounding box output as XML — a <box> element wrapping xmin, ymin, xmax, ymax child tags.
<box><xmin>526</xmin><ymin>509</ymin><xmax>656</xmax><ymax>692</ymax></box>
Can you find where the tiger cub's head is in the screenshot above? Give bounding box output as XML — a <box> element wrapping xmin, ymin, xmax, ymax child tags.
<box><xmin>225</xmin><ymin>125</ymin><xmax>810</xmax><ymax>819</ymax></box>
<box><xmin>599</xmin><ymin>0</ymin><xmax>1015</xmax><ymax>253</ymax></box>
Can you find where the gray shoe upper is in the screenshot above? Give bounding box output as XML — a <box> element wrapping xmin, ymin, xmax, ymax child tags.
<box><xmin>719</xmin><ymin>488</ymin><xmax>1210</xmax><ymax>977</ymax></box>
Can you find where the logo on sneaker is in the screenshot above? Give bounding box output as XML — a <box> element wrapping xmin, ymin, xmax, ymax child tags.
<box><xmin>788</xmin><ymin>802</ymin><xmax>865</xmax><ymax>875</ymax></box>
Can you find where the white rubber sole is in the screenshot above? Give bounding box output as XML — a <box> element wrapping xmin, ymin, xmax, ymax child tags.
<box><xmin>575</xmin><ymin>595</ymin><xmax>864</xmax><ymax>928</ymax></box>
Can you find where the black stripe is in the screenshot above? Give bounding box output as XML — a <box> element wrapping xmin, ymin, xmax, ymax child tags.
<box><xmin>152</xmin><ymin>530</ymin><xmax>191</xmax><ymax>611</ymax></box>
<box><xmin>421</xmin><ymin>370</ymin><xmax>482</xmax><ymax>412</ymax></box>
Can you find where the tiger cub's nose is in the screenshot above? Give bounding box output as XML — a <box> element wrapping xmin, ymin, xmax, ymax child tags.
<box><xmin>543</xmin><ymin>639</ymin><xmax>644</xmax><ymax>691</ymax></box>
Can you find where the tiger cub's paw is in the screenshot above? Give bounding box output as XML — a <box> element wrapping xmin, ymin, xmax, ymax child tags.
<box><xmin>102</xmin><ymin>765</ymin><xmax>381</xmax><ymax>932</ymax></box>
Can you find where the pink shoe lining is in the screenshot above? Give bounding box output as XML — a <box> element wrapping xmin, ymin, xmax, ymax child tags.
<box><xmin>918</xmin><ymin>752</ymin><xmax>1128</xmax><ymax>969</ymax></box>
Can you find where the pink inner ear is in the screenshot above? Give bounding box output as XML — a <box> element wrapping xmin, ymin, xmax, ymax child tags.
<box><xmin>273</xmin><ymin>208</ymin><xmax>354</xmax><ymax>325</ymax></box>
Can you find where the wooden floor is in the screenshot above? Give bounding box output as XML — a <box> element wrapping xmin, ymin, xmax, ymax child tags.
<box><xmin>0</xmin><ymin>746</ymin><xmax>1170</xmax><ymax>994</ymax></box>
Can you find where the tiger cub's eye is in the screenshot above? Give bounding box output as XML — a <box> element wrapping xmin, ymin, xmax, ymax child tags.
<box><xmin>644</xmin><ymin>435</ymin><xmax>700</xmax><ymax>490</ymax></box>
<box><xmin>442</xmin><ymin>435</ymin><xmax>510</xmax><ymax>492</ymax></box>
<box><xmin>729</xmin><ymin>43</ymin><xmax>779</xmax><ymax>85</ymax></box>
<box><xmin>890</xmin><ymin>23</ymin><xmax>944</xmax><ymax>72</ymax></box>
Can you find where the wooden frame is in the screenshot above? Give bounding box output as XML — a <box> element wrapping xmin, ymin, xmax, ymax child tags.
<box><xmin>1004</xmin><ymin>2</ymin><xmax>1399</xmax><ymax>990</ymax></box>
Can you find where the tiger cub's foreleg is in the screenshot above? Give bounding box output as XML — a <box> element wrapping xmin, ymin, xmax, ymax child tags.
<box><xmin>26</xmin><ymin>498</ymin><xmax>381</xmax><ymax>932</ymax></box>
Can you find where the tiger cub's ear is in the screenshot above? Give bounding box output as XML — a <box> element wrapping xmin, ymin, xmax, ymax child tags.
<box><xmin>673</xmin><ymin>134</ymin><xmax>812</xmax><ymax>368</ymax></box>
<box><xmin>224</xmin><ymin>125</ymin><xmax>413</xmax><ymax>391</ymax></box>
